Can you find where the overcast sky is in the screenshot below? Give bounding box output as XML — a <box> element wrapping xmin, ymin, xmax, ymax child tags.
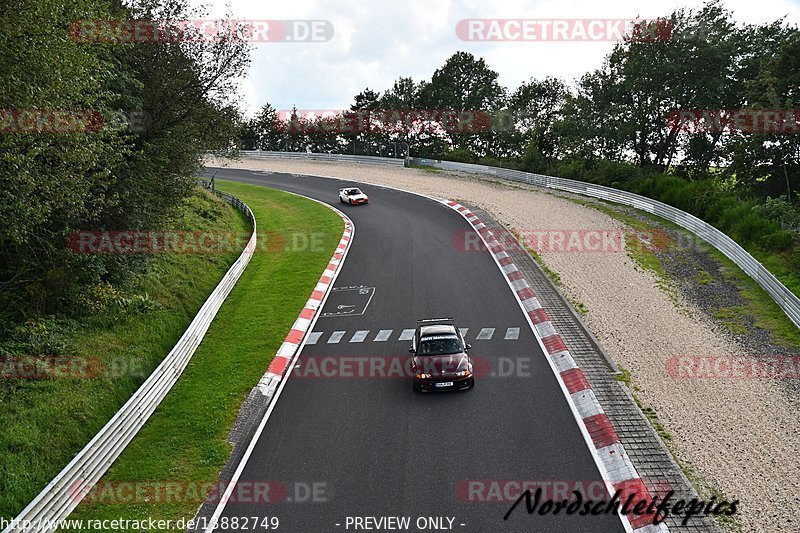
<box><xmin>197</xmin><ymin>0</ymin><xmax>800</xmax><ymax>117</ymax></box>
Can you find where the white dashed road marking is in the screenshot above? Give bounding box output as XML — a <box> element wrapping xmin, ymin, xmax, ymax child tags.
<box><xmin>327</xmin><ymin>331</ymin><xmax>346</xmax><ymax>344</ymax></box>
<box><xmin>476</xmin><ymin>328</ymin><xmax>495</xmax><ymax>340</ymax></box>
<box><xmin>398</xmin><ymin>329</ymin><xmax>415</xmax><ymax>341</ymax></box>
<box><xmin>350</xmin><ymin>330</ymin><xmax>370</xmax><ymax>343</ymax></box>
<box><xmin>374</xmin><ymin>330</ymin><xmax>393</xmax><ymax>342</ymax></box>
<box><xmin>306</xmin><ymin>332</ymin><xmax>323</xmax><ymax>345</ymax></box>
<box><xmin>306</xmin><ymin>327</ymin><xmax>522</xmax><ymax>346</ymax></box>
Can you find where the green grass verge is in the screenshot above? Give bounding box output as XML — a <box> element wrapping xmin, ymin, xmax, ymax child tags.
<box><xmin>407</xmin><ymin>163</ymin><xmax>441</xmax><ymax>173</ymax></box>
<box><xmin>0</xmin><ymin>189</ymin><xmax>250</xmax><ymax>520</ymax></box>
<box><xmin>706</xmin><ymin>246</ymin><xmax>800</xmax><ymax>347</ymax></box>
<box><xmin>64</xmin><ymin>179</ymin><xmax>342</xmax><ymax>529</ymax></box>
<box><xmin>565</xmin><ymin>195</ymin><xmax>800</xmax><ymax>345</ymax></box>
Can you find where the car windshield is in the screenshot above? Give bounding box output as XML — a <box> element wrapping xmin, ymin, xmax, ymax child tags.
<box><xmin>346</xmin><ymin>188</ymin><xmax>362</xmax><ymax>195</ymax></box>
<box><xmin>418</xmin><ymin>335</ymin><xmax>462</xmax><ymax>355</ymax></box>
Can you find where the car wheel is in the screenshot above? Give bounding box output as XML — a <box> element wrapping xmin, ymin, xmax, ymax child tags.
<box><xmin>349</xmin><ymin>199</ymin><xmax>353</xmax><ymax>205</ymax></box>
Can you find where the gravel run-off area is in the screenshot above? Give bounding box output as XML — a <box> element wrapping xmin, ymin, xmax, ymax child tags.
<box><xmin>207</xmin><ymin>156</ymin><xmax>800</xmax><ymax>533</ymax></box>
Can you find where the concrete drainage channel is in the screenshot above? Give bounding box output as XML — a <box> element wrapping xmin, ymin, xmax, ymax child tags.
<box><xmin>466</xmin><ymin>204</ymin><xmax>720</xmax><ymax>533</ymax></box>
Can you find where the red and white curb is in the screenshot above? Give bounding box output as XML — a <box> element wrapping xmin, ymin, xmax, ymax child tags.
<box><xmin>204</xmin><ymin>198</ymin><xmax>353</xmax><ymax>532</ymax></box>
<box><xmin>256</xmin><ymin>215</ymin><xmax>353</xmax><ymax>398</ymax></box>
<box><xmin>443</xmin><ymin>201</ymin><xmax>668</xmax><ymax>533</ymax></box>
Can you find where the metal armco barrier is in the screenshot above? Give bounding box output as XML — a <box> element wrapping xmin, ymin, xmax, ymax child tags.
<box><xmin>407</xmin><ymin>157</ymin><xmax>800</xmax><ymax>330</ymax></box>
<box><xmin>235</xmin><ymin>150</ymin><xmax>405</xmax><ymax>166</ymax></box>
<box><xmin>3</xmin><ymin>185</ymin><xmax>256</xmax><ymax>533</ymax></box>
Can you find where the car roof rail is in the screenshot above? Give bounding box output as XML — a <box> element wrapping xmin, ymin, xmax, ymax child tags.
<box><xmin>417</xmin><ymin>317</ymin><xmax>454</xmax><ymax>325</ymax></box>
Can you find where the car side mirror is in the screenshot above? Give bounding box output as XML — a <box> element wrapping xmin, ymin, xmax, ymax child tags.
<box><xmin>465</xmin><ymin>344</ymin><xmax>472</xmax><ymax>350</ymax></box>
<box><xmin>409</xmin><ymin>348</ymin><xmax>416</xmax><ymax>354</ymax></box>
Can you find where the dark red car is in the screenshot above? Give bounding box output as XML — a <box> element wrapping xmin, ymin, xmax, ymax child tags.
<box><xmin>409</xmin><ymin>318</ymin><xmax>474</xmax><ymax>392</ymax></box>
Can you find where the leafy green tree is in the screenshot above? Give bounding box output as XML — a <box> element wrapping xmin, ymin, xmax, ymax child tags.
<box><xmin>0</xmin><ymin>0</ymin><xmax>250</xmax><ymax>319</ymax></box>
<box><xmin>243</xmin><ymin>103</ymin><xmax>283</xmax><ymax>150</ymax></box>
<box><xmin>726</xmin><ymin>26</ymin><xmax>800</xmax><ymax>198</ymax></box>
<box><xmin>508</xmin><ymin>77</ymin><xmax>569</xmax><ymax>170</ymax></box>
<box><xmin>420</xmin><ymin>52</ymin><xmax>506</xmax><ymax>156</ymax></box>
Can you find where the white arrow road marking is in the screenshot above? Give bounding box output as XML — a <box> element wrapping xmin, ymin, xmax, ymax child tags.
<box><xmin>505</xmin><ymin>327</ymin><xmax>520</xmax><ymax>340</ymax></box>
<box><xmin>327</xmin><ymin>331</ymin><xmax>346</xmax><ymax>344</ymax></box>
<box><xmin>476</xmin><ymin>328</ymin><xmax>495</xmax><ymax>340</ymax></box>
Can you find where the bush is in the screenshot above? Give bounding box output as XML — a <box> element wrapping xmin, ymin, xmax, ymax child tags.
<box><xmin>757</xmin><ymin>196</ymin><xmax>800</xmax><ymax>232</ymax></box>
<box><xmin>548</xmin><ymin>158</ymin><xmax>587</xmax><ymax>180</ymax></box>
<box><xmin>442</xmin><ymin>147</ymin><xmax>477</xmax><ymax>163</ymax></box>
<box><xmin>0</xmin><ymin>318</ymin><xmax>73</xmax><ymax>357</ymax></box>
<box><xmin>115</xmin><ymin>293</ymin><xmax>161</xmax><ymax>315</ymax></box>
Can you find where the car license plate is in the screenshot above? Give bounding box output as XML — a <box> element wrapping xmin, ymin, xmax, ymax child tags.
<box><xmin>435</xmin><ymin>382</ymin><xmax>453</xmax><ymax>388</ymax></box>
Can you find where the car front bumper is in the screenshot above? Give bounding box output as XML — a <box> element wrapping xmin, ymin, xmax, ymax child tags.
<box><xmin>413</xmin><ymin>375</ymin><xmax>473</xmax><ymax>392</ymax></box>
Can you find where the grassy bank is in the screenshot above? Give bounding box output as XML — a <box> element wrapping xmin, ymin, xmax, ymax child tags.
<box><xmin>568</xmin><ymin>195</ymin><xmax>800</xmax><ymax>348</ymax></box>
<box><xmin>548</xmin><ymin>160</ymin><xmax>800</xmax><ymax>301</ymax></box>
<box><xmin>65</xmin><ymin>180</ymin><xmax>342</xmax><ymax>528</ymax></box>
<box><xmin>0</xmin><ymin>188</ymin><xmax>250</xmax><ymax>520</ymax></box>
<box><xmin>436</xmin><ymin>156</ymin><xmax>800</xmax><ymax>304</ymax></box>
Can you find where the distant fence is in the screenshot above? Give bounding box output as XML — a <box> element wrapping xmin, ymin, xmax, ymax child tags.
<box><xmin>215</xmin><ymin>149</ymin><xmax>799</xmax><ymax>330</ymax></box>
<box><xmin>237</xmin><ymin>150</ymin><xmax>404</xmax><ymax>167</ymax></box>
<box><xmin>3</xmin><ymin>185</ymin><xmax>256</xmax><ymax>533</ymax></box>
<box><xmin>407</xmin><ymin>157</ymin><xmax>800</xmax><ymax>330</ymax></box>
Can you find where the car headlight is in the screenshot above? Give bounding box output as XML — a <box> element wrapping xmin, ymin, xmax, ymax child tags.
<box><xmin>416</xmin><ymin>373</ymin><xmax>431</xmax><ymax>379</ymax></box>
<box><xmin>455</xmin><ymin>369</ymin><xmax>471</xmax><ymax>377</ymax></box>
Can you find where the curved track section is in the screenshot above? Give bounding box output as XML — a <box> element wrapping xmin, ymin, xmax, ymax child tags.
<box><xmin>204</xmin><ymin>167</ymin><xmax>627</xmax><ymax>533</ymax></box>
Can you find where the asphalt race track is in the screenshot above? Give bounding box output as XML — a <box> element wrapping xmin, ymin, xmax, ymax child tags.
<box><xmin>204</xmin><ymin>167</ymin><xmax>627</xmax><ymax>533</ymax></box>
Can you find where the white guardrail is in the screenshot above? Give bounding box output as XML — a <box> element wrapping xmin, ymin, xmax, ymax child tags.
<box><xmin>3</xmin><ymin>185</ymin><xmax>256</xmax><ymax>533</ymax></box>
<box><xmin>224</xmin><ymin>149</ymin><xmax>799</xmax><ymax>330</ymax></box>
<box><xmin>407</xmin><ymin>157</ymin><xmax>800</xmax><ymax>330</ymax></box>
<box><xmin>238</xmin><ymin>150</ymin><xmax>405</xmax><ymax>166</ymax></box>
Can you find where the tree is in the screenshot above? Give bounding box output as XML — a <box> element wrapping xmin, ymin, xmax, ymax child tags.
<box><xmin>727</xmin><ymin>27</ymin><xmax>800</xmax><ymax>198</ymax></box>
<box><xmin>0</xmin><ymin>0</ymin><xmax>250</xmax><ymax>318</ymax></box>
<box><xmin>243</xmin><ymin>103</ymin><xmax>283</xmax><ymax>150</ymax></box>
<box><xmin>420</xmin><ymin>52</ymin><xmax>507</xmax><ymax>156</ymax></box>
<box><xmin>343</xmin><ymin>88</ymin><xmax>381</xmax><ymax>155</ymax></box>
<box><xmin>508</xmin><ymin>77</ymin><xmax>569</xmax><ymax>169</ymax></box>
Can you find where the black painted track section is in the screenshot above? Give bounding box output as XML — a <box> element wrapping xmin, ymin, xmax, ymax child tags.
<box><xmin>204</xmin><ymin>167</ymin><xmax>625</xmax><ymax>533</ymax></box>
